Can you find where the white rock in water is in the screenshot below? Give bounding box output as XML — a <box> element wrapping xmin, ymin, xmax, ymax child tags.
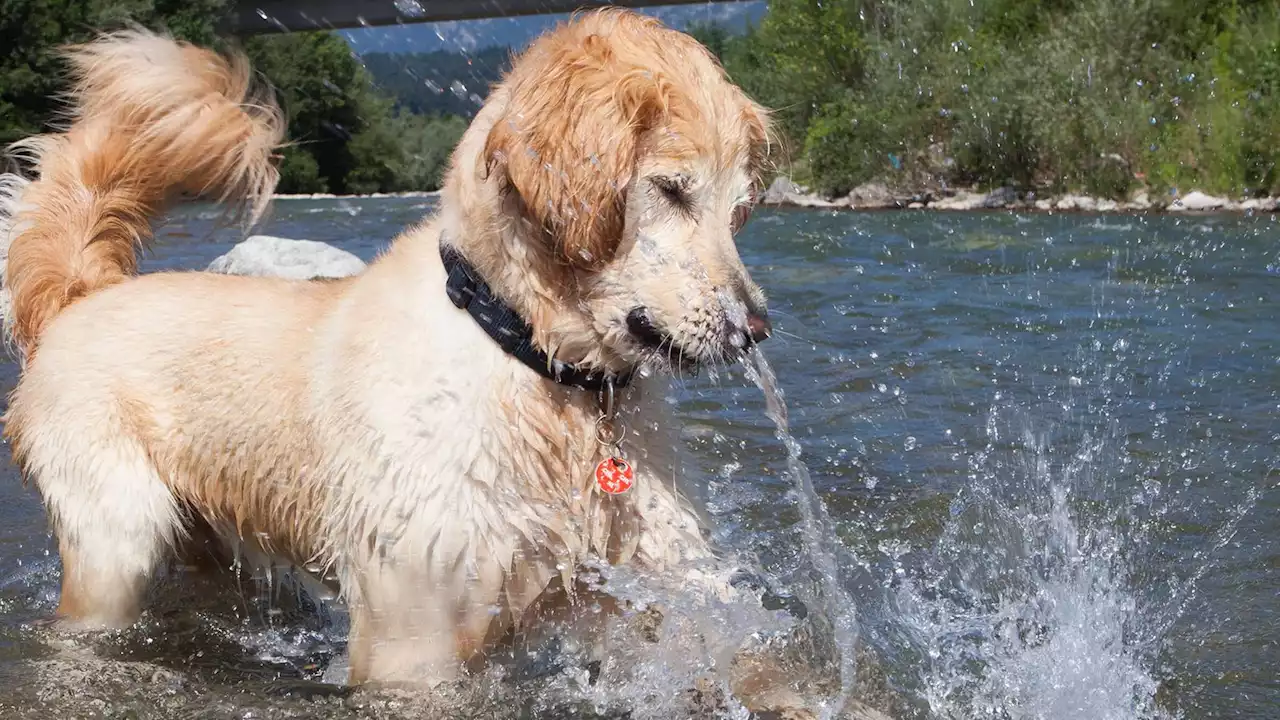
<box><xmin>0</xmin><ymin>175</ymin><xmax>34</xmax><ymax>328</ymax></box>
<box><xmin>1169</xmin><ymin>190</ymin><xmax>1229</xmax><ymax>212</ymax></box>
<box><xmin>207</xmin><ymin>235</ymin><xmax>366</xmax><ymax>280</ymax></box>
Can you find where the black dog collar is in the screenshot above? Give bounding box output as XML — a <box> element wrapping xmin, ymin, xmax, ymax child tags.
<box><xmin>440</xmin><ymin>241</ymin><xmax>633</xmax><ymax>393</ymax></box>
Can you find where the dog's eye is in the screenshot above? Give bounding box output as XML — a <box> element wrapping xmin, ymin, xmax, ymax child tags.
<box><xmin>651</xmin><ymin>175</ymin><xmax>691</xmax><ymax>208</ymax></box>
<box><xmin>731</xmin><ymin>203</ymin><xmax>754</xmax><ymax>233</ymax></box>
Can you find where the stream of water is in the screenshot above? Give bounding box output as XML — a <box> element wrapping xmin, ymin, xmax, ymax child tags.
<box><xmin>746</xmin><ymin>349</ymin><xmax>862</xmax><ymax>719</ymax></box>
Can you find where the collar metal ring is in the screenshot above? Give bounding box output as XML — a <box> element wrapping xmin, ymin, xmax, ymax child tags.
<box><xmin>595</xmin><ymin>415</ymin><xmax>625</xmax><ymax>447</ymax></box>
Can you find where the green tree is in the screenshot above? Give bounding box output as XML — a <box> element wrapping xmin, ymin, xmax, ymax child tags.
<box><xmin>384</xmin><ymin>112</ymin><xmax>467</xmax><ymax>192</ymax></box>
<box><xmin>0</xmin><ymin>0</ymin><xmax>229</xmax><ymax>147</ymax></box>
<box><xmin>0</xmin><ymin>1</ymin><xmax>458</xmax><ymax>194</ymax></box>
<box><xmin>241</xmin><ymin>30</ymin><xmax>394</xmax><ymax>194</ymax></box>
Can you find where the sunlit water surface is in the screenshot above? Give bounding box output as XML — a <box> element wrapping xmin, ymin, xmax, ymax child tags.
<box><xmin>0</xmin><ymin>198</ymin><xmax>1274</xmax><ymax>719</ymax></box>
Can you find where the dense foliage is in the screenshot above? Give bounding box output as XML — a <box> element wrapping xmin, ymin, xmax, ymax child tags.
<box><xmin>692</xmin><ymin>0</ymin><xmax>1280</xmax><ymax>199</ymax></box>
<box><xmin>5</xmin><ymin>1</ymin><xmax>1275</xmax><ymax>198</ymax></box>
<box><xmin>0</xmin><ymin>0</ymin><xmax>464</xmax><ymax>194</ymax></box>
<box><xmin>0</xmin><ymin>0</ymin><xmax>228</xmax><ymax>147</ymax></box>
<box><xmin>238</xmin><ymin>31</ymin><xmax>464</xmax><ymax>194</ymax></box>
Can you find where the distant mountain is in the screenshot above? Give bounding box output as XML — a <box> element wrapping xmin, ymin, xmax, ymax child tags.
<box><xmin>353</xmin><ymin>2</ymin><xmax>766</xmax><ymax>119</ymax></box>
<box><xmin>342</xmin><ymin>1</ymin><xmax>765</xmax><ymax>55</ymax></box>
<box><xmin>362</xmin><ymin>47</ymin><xmax>512</xmax><ymax>118</ymax></box>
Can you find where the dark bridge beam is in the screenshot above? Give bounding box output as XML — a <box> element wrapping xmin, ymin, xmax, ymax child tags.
<box><xmin>226</xmin><ymin>0</ymin><xmax>735</xmax><ymax>34</ymax></box>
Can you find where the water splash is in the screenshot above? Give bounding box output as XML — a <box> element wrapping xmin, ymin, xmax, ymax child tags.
<box><xmin>882</xmin><ymin>404</ymin><xmax>1261</xmax><ymax>720</ymax></box>
<box><xmin>744</xmin><ymin>349</ymin><xmax>861</xmax><ymax>719</ymax></box>
<box><xmin>392</xmin><ymin>0</ymin><xmax>425</xmax><ymax>19</ymax></box>
<box><xmin>509</xmin><ymin>558</ymin><xmax>790</xmax><ymax>720</ymax></box>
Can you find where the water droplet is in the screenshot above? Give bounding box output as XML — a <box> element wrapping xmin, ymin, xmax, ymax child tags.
<box><xmin>393</xmin><ymin>0</ymin><xmax>425</xmax><ymax>18</ymax></box>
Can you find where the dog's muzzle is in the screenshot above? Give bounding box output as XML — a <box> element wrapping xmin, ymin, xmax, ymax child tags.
<box><xmin>626</xmin><ymin>307</ymin><xmax>668</xmax><ymax>350</ymax></box>
<box><xmin>627</xmin><ymin>305</ymin><xmax>772</xmax><ymax>356</ymax></box>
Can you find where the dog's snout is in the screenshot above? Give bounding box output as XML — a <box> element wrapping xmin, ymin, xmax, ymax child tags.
<box><xmin>746</xmin><ymin>312</ymin><xmax>771</xmax><ymax>344</ymax></box>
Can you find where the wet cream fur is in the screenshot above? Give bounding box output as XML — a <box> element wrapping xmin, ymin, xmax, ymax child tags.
<box><xmin>0</xmin><ymin>9</ymin><xmax>787</xmax><ymax>695</ymax></box>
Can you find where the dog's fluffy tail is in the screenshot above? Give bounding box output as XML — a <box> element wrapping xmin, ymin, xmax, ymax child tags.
<box><xmin>0</xmin><ymin>30</ymin><xmax>283</xmax><ymax>356</ymax></box>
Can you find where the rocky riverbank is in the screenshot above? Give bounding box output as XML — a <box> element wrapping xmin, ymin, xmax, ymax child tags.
<box><xmin>269</xmin><ymin>181</ymin><xmax>1279</xmax><ymax>214</ymax></box>
<box><xmin>760</xmin><ymin>177</ymin><xmax>1280</xmax><ymax>214</ymax></box>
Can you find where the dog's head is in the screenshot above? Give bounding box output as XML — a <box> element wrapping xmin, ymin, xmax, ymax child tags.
<box><xmin>463</xmin><ymin>9</ymin><xmax>773</xmax><ymax>373</ymax></box>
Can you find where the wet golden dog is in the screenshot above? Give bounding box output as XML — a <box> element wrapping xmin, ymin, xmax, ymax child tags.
<box><xmin>0</xmin><ymin>8</ymin><xmax>805</xmax><ymax>711</ymax></box>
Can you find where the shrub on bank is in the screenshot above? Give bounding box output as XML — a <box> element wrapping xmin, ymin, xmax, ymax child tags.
<box><xmin>697</xmin><ymin>0</ymin><xmax>1280</xmax><ymax>200</ymax></box>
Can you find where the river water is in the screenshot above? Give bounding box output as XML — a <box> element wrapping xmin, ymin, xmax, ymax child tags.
<box><xmin>0</xmin><ymin>197</ymin><xmax>1274</xmax><ymax>719</ymax></box>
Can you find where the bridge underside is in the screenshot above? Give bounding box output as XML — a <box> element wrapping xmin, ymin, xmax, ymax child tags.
<box><xmin>226</xmin><ymin>0</ymin><xmax>737</xmax><ymax>34</ymax></box>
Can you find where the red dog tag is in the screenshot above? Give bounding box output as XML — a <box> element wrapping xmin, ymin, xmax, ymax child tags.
<box><xmin>595</xmin><ymin>457</ymin><xmax>634</xmax><ymax>494</ymax></box>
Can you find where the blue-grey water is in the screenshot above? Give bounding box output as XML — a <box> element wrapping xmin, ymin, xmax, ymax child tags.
<box><xmin>0</xmin><ymin>197</ymin><xmax>1274</xmax><ymax>719</ymax></box>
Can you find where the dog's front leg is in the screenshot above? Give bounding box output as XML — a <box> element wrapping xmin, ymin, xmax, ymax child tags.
<box><xmin>658</xmin><ymin>561</ymin><xmax>825</xmax><ymax>718</ymax></box>
<box><xmin>345</xmin><ymin>563</ymin><xmax>499</xmax><ymax>687</ymax></box>
<box><xmin>347</xmin><ymin>595</ymin><xmax>458</xmax><ymax>687</ymax></box>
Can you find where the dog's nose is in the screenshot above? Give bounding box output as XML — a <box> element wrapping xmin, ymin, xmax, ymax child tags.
<box><xmin>746</xmin><ymin>312</ymin><xmax>771</xmax><ymax>344</ymax></box>
<box><xmin>626</xmin><ymin>307</ymin><xmax>666</xmax><ymax>349</ymax></box>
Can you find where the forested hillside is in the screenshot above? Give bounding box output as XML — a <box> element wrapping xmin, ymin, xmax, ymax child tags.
<box><xmin>3</xmin><ymin>1</ymin><xmax>1277</xmax><ymax>199</ymax></box>
<box><xmin>360</xmin><ymin>47</ymin><xmax>511</xmax><ymax>118</ymax></box>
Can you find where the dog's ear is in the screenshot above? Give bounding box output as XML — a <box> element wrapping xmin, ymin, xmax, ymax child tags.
<box><xmin>483</xmin><ymin>28</ymin><xmax>668</xmax><ymax>268</ymax></box>
<box><xmin>742</xmin><ymin>100</ymin><xmax>774</xmax><ymax>190</ymax></box>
